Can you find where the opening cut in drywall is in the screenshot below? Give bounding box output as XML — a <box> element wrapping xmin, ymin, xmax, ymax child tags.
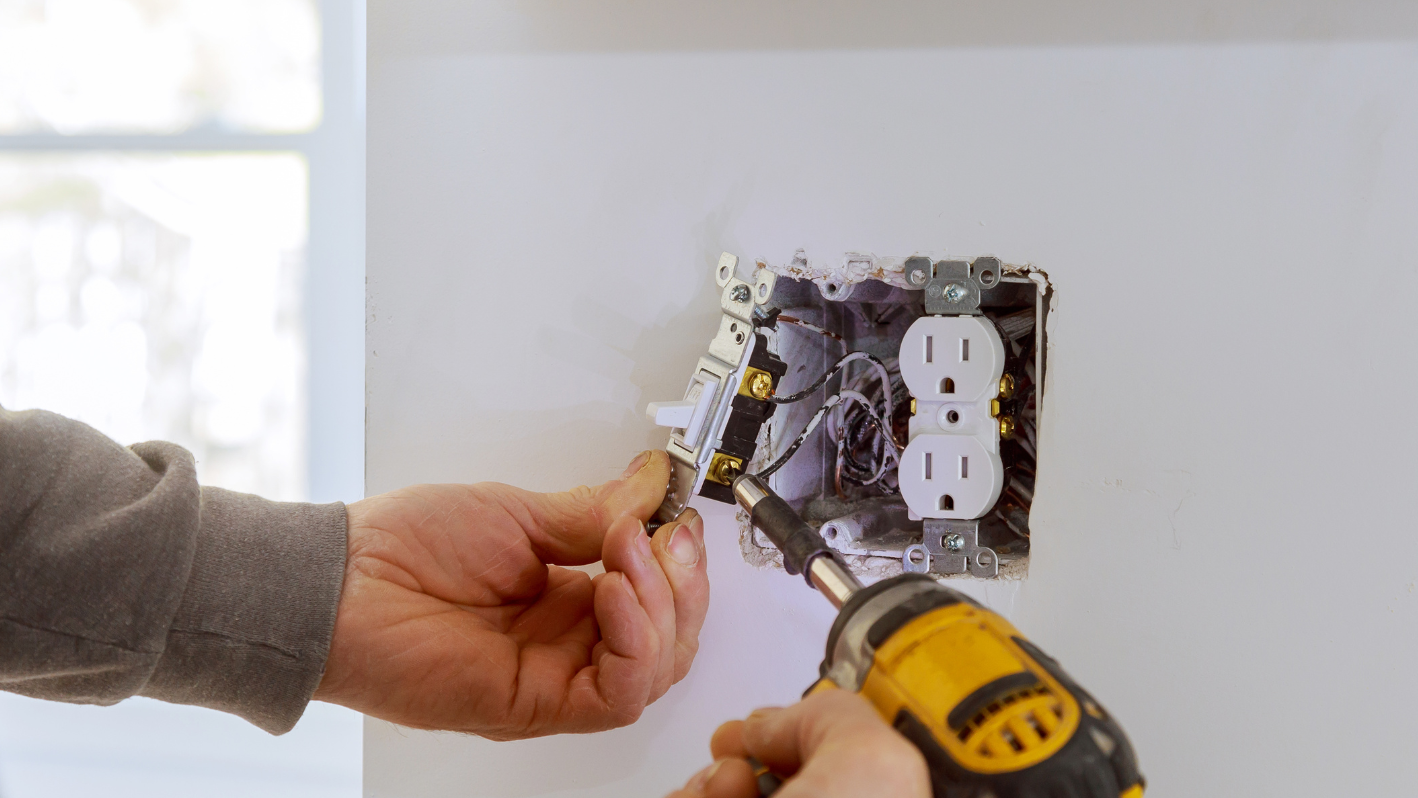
<box><xmin>735</xmin><ymin>251</ymin><xmax>1051</xmax><ymax>581</ymax></box>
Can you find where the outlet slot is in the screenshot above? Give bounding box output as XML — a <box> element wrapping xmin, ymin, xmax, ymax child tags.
<box><xmin>925</xmin><ymin>452</ymin><xmax>933</xmax><ymax>479</ymax></box>
<box><xmin>900</xmin><ymin>435</ymin><xmax>1004</xmax><ymax>521</ymax></box>
<box><xmin>961</xmin><ymin>338</ymin><xmax>970</xmax><ymax>362</ymax></box>
<box><xmin>939</xmin><ymin>377</ymin><xmax>955</xmax><ymax>394</ymax></box>
<box><xmin>925</xmin><ymin>335</ymin><xmax>934</xmax><ymax>363</ymax></box>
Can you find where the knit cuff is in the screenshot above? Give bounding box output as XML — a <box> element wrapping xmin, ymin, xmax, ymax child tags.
<box><xmin>138</xmin><ymin>488</ymin><xmax>348</xmax><ymax>734</ymax></box>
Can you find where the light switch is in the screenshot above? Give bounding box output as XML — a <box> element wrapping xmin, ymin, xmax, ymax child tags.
<box><xmin>646</xmin><ymin>400</ymin><xmax>696</xmax><ymax>428</ymax></box>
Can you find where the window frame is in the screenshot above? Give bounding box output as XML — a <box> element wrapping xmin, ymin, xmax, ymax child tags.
<box><xmin>0</xmin><ymin>0</ymin><xmax>366</xmax><ymax>504</ymax></box>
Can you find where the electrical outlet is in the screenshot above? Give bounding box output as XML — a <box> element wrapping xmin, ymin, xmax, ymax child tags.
<box><xmin>898</xmin><ymin>315</ymin><xmax>1007</xmax><ymax>520</ymax></box>
<box><xmin>898</xmin><ymin>315</ymin><xmax>1007</xmax><ymax>405</ymax></box>
<box><xmin>650</xmin><ymin>251</ymin><xmax>1047</xmax><ymax>580</ymax></box>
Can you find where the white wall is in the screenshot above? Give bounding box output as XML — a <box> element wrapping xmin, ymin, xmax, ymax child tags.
<box><xmin>366</xmin><ymin>4</ymin><xmax>1418</xmax><ymax>795</ymax></box>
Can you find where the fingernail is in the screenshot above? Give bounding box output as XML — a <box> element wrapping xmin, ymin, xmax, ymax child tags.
<box><xmin>667</xmin><ymin>524</ymin><xmax>700</xmax><ymax>566</ymax></box>
<box><xmin>688</xmin><ymin>510</ymin><xmax>704</xmax><ymax>538</ymax></box>
<box><xmin>635</xmin><ymin>527</ymin><xmax>654</xmax><ymax>560</ymax></box>
<box><xmin>688</xmin><ymin>760</ymin><xmax>725</xmax><ymax>792</ymax></box>
<box><xmin>742</xmin><ymin>710</ymin><xmax>778</xmax><ymax>750</ymax></box>
<box><xmin>744</xmin><ymin>707</ymin><xmax>781</xmax><ymax>736</ymax></box>
<box><xmin>621</xmin><ymin>450</ymin><xmax>652</xmax><ymax>479</ymax></box>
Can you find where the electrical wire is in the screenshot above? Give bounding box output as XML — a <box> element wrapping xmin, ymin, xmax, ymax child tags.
<box><xmin>757</xmin><ymin>352</ymin><xmax>904</xmax><ymax>487</ymax></box>
<box><xmin>755</xmin><ymin>394</ymin><xmax>843</xmax><ymax>479</ymax></box>
<box><xmin>771</xmin><ymin>351</ymin><xmax>895</xmax><ymax>425</ymax></box>
<box><xmin>775</xmin><ymin>314</ymin><xmax>844</xmax><ymax>343</ymax></box>
<box><xmin>832</xmin><ymin>389</ymin><xmax>900</xmax><ymax>485</ymax></box>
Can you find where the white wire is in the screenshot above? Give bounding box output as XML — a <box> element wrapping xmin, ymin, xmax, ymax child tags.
<box><xmin>834</xmin><ymin>389</ymin><xmax>900</xmax><ymax>485</ymax></box>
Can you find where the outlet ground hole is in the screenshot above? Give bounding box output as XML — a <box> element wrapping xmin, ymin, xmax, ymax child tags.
<box><xmin>939</xmin><ymin>377</ymin><xmax>955</xmax><ymax>394</ymax></box>
<box><xmin>939</xmin><ymin>495</ymin><xmax>954</xmax><ymax>512</ymax></box>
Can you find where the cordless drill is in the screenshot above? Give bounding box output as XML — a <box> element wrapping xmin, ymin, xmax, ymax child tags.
<box><xmin>732</xmin><ymin>474</ymin><xmax>1144</xmax><ymax>798</ymax></box>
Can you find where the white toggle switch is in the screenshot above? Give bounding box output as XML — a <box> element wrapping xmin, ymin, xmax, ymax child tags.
<box><xmin>647</xmin><ymin>400</ymin><xmax>696</xmax><ymax>428</ymax></box>
<box><xmin>647</xmin><ymin>374</ymin><xmax>721</xmax><ymax>450</ymax></box>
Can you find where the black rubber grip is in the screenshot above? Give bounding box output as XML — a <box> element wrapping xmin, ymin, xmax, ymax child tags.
<box><xmin>749</xmin><ymin>493</ymin><xmax>831</xmax><ymax>579</ymax></box>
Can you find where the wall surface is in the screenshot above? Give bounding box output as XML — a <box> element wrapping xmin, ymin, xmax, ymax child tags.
<box><xmin>366</xmin><ymin>4</ymin><xmax>1418</xmax><ymax>795</ymax></box>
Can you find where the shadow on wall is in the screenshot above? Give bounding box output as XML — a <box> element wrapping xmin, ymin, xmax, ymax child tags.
<box><xmin>370</xmin><ymin>0</ymin><xmax>1418</xmax><ymax>60</ymax></box>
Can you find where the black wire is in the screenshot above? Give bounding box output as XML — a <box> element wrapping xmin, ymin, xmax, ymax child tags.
<box><xmin>839</xmin><ymin>405</ymin><xmax>882</xmax><ymax>482</ymax></box>
<box><xmin>835</xmin><ymin>366</ymin><xmax>904</xmax><ymax>490</ymax></box>
<box><xmin>769</xmin><ymin>351</ymin><xmax>892</xmax><ymax>405</ymax></box>
<box><xmin>755</xmin><ymin>394</ymin><xmax>842</xmax><ymax>479</ymax></box>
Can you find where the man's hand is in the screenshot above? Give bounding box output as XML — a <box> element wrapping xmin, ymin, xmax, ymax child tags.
<box><xmin>314</xmin><ymin>450</ymin><xmax>709</xmax><ymax>739</ymax></box>
<box><xmin>667</xmin><ymin>690</ymin><xmax>931</xmax><ymax>798</ymax></box>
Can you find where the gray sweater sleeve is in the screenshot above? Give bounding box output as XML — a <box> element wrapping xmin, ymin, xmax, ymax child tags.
<box><xmin>0</xmin><ymin>406</ymin><xmax>348</xmax><ymax>734</ymax></box>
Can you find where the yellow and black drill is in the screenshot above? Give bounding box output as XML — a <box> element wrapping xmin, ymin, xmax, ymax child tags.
<box><xmin>732</xmin><ymin>474</ymin><xmax>1144</xmax><ymax>798</ymax></box>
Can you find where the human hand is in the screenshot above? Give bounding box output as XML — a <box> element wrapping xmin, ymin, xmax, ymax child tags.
<box><xmin>314</xmin><ymin>450</ymin><xmax>709</xmax><ymax>739</ymax></box>
<box><xmin>667</xmin><ymin>690</ymin><xmax>930</xmax><ymax>798</ymax></box>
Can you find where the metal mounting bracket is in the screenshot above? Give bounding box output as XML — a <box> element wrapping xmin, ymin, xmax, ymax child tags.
<box><xmin>911</xmin><ymin>255</ymin><xmax>1004</xmax><ymax>316</ymax></box>
<box><xmin>903</xmin><ymin>519</ymin><xmax>1000</xmax><ymax>578</ymax></box>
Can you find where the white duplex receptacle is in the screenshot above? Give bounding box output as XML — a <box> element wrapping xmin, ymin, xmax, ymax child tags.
<box><xmin>652</xmin><ymin>250</ymin><xmax>1047</xmax><ymax>579</ymax></box>
<box><xmin>897</xmin><ymin>315</ymin><xmax>1006</xmax><ymax>520</ymax></box>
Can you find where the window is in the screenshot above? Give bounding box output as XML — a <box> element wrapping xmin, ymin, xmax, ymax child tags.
<box><xmin>0</xmin><ymin>153</ymin><xmax>310</xmax><ymax>498</ymax></box>
<box><xmin>0</xmin><ymin>0</ymin><xmax>321</xmax><ymax>134</ymax></box>
<box><xmin>0</xmin><ymin>2</ymin><xmax>364</xmax><ymax>795</ymax></box>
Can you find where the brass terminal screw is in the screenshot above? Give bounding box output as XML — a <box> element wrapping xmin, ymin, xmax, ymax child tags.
<box><xmin>999</xmin><ymin>374</ymin><xmax>1016</xmax><ymax>399</ymax></box>
<box><xmin>999</xmin><ymin>416</ymin><xmax>1016</xmax><ymax>439</ymax></box>
<box><xmin>710</xmin><ymin>457</ymin><xmax>742</xmax><ymax>485</ymax></box>
<box><xmin>909</xmin><ymin>397</ymin><xmax>917</xmax><ymax>415</ymax></box>
<box><xmin>990</xmin><ymin>399</ymin><xmax>1001</xmax><ymax>418</ymax></box>
<box><xmin>747</xmin><ymin>371</ymin><xmax>773</xmax><ymax>401</ymax></box>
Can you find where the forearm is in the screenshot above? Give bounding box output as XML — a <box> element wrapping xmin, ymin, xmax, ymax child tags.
<box><xmin>0</xmin><ymin>406</ymin><xmax>347</xmax><ymax>733</ymax></box>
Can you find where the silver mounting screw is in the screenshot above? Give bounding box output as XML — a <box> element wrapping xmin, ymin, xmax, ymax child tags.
<box><xmin>945</xmin><ymin>533</ymin><xmax>964</xmax><ymax>553</ymax></box>
<box><xmin>908</xmin><ymin>268</ymin><xmax>928</xmax><ymax>286</ymax></box>
<box><xmin>731</xmin><ymin>284</ymin><xmax>751</xmax><ymax>303</ymax></box>
<box><xmin>943</xmin><ymin>283</ymin><xmax>966</xmax><ymax>303</ymax></box>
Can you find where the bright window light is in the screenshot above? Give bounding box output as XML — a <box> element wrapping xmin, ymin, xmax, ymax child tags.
<box><xmin>0</xmin><ymin>2</ymin><xmax>362</xmax><ymax>794</ymax></box>
<box><xmin>0</xmin><ymin>0</ymin><xmax>321</xmax><ymax>134</ymax></box>
<box><xmin>0</xmin><ymin>153</ymin><xmax>309</xmax><ymax>500</ymax></box>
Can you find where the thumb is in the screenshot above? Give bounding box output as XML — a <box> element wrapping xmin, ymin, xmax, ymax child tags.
<box><xmin>497</xmin><ymin>449</ymin><xmax>672</xmax><ymax>564</ymax></box>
